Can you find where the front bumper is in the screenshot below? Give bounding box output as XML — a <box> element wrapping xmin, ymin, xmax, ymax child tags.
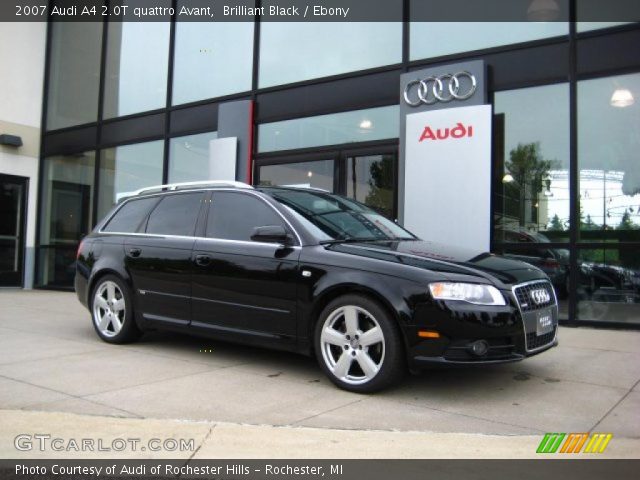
<box><xmin>406</xmin><ymin>279</ymin><xmax>559</xmax><ymax>368</ymax></box>
<box><xmin>412</xmin><ymin>338</ymin><xmax>558</xmax><ymax>368</ymax></box>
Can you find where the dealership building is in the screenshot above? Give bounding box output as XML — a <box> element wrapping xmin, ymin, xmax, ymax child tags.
<box><xmin>0</xmin><ymin>1</ymin><xmax>639</xmax><ymax>328</ymax></box>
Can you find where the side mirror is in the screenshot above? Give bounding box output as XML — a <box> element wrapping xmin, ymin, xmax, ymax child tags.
<box><xmin>250</xmin><ymin>225</ymin><xmax>293</xmax><ymax>245</ymax></box>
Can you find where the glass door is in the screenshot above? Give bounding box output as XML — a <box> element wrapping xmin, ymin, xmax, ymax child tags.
<box><xmin>255</xmin><ymin>144</ymin><xmax>398</xmax><ymax>219</ymax></box>
<box><xmin>345</xmin><ymin>153</ymin><xmax>396</xmax><ymax>220</ymax></box>
<box><xmin>0</xmin><ymin>174</ymin><xmax>28</xmax><ymax>287</ymax></box>
<box><xmin>256</xmin><ymin>156</ymin><xmax>337</xmax><ymax>192</ymax></box>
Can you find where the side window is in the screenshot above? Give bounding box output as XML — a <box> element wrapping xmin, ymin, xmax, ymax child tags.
<box><xmin>207</xmin><ymin>192</ymin><xmax>286</xmax><ymax>241</ymax></box>
<box><xmin>103</xmin><ymin>197</ymin><xmax>159</xmax><ymax>233</ymax></box>
<box><xmin>146</xmin><ymin>192</ymin><xmax>204</xmax><ymax>236</ymax></box>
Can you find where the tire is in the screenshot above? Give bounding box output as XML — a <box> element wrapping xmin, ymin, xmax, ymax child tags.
<box><xmin>314</xmin><ymin>294</ymin><xmax>405</xmax><ymax>393</ymax></box>
<box><xmin>90</xmin><ymin>274</ymin><xmax>141</xmax><ymax>344</ymax></box>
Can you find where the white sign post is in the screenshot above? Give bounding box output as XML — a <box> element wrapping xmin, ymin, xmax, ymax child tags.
<box><xmin>404</xmin><ymin>104</ymin><xmax>492</xmax><ymax>252</ymax></box>
<box><xmin>208</xmin><ymin>137</ymin><xmax>238</xmax><ymax>181</ymax></box>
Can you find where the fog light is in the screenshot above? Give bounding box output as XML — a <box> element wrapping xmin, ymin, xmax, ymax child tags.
<box><xmin>469</xmin><ymin>340</ymin><xmax>489</xmax><ymax>357</ymax></box>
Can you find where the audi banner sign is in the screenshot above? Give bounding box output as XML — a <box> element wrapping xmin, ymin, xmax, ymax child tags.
<box><xmin>403</xmin><ymin>104</ymin><xmax>492</xmax><ymax>252</ymax></box>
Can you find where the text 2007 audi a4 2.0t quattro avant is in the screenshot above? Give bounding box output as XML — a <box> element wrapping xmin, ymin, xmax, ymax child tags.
<box><xmin>75</xmin><ymin>181</ymin><xmax>558</xmax><ymax>392</ymax></box>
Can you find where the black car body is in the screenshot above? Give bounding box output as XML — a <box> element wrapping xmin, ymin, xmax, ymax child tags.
<box><xmin>75</xmin><ymin>182</ymin><xmax>558</xmax><ymax>392</ymax></box>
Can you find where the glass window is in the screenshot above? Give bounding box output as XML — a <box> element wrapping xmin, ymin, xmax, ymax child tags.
<box><xmin>168</xmin><ymin>131</ymin><xmax>218</xmax><ymax>183</ymax></box>
<box><xmin>172</xmin><ymin>18</ymin><xmax>253</xmax><ymax>105</ymax></box>
<box><xmin>37</xmin><ymin>152</ymin><xmax>96</xmax><ymax>287</ymax></box>
<box><xmin>577</xmin><ymin>22</ymin><xmax>634</xmax><ymax>32</ymax></box>
<box><xmin>46</xmin><ymin>22</ymin><xmax>102</xmax><ymax>130</ymax></box>
<box><xmin>103</xmin><ymin>197</ymin><xmax>159</xmax><ymax>233</ymax></box>
<box><xmin>347</xmin><ymin>154</ymin><xmax>395</xmax><ymax>219</ymax></box>
<box><xmin>578</xmin><ymin>73</ymin><xmax>640</xmax><ymax>243</ymax></box>
<box><xmin>410</xmin><ymin>22</ymin><xmax>567</xmax><ymax>60</ymax></box>
<box><xmin>266</xmin><ymin>189</ymin><xmax>413</xmax><ymax>242</ymax></box>
<box><xmin>259</xmin><ymin>160</ymin><xmax>334</xmax><ymax>191</ymax></box>
<box><xmin>494</xmin><ymin>243</ymin><xmax>569</xmax><ymax>319</ymax></box>
<box><xmin>103</xmin><ymin>20</ymin><xmax>170</xmax><ymax>119</ymax></box>
<box><xmin>577</xmin><ymin>248</ymin><xmax>640</xmax><ymax>324</ymax></box>
<box><xmin>493</xmin><ymin>83</ymin><xmax>570</xmax><ymax>243</ymax></box>
<box><xmin>146</xmin><ymin>192</ymin><xmax>204</xmax><ymax>236</ymax></box>
<box><xmin>207</xmin><ymin>192</ymin><xmax>285</xmax><ymax>241</ymax></box>
<box><xmin>98</xmin><ymin>141</ymin><xmax>164</xmax><ymax>221</ymax></box>
<box><xmin>258</xmin><ymin>106</ymin><xmax>399</xmax><ymax>153</ymax></box>
<box><xmin>259</xmin><ymin>22</ymin><xmax>401</xmax><ymax>88</ymax></box>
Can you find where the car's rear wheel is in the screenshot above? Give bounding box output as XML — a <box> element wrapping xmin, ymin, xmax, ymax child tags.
<box><xmin>315</xmin><ymin>294</ymin><xmax>404</xmax><ymax>393</ymax></box>
<box><xmin>91</xmin><ymin>275</ymin><xmax>140</xmax><ymax>344</ymax></box>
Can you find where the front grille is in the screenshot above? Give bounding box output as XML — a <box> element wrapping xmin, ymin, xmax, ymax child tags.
<box><xmin>526</xmin><ymin>327</ymin><xmax>557</xmax><ymax>350</ymax></box>
<box><xmin>514</xmin><ymin>281</ymin><xmax>556</xmax><ymax>312</ymax></box>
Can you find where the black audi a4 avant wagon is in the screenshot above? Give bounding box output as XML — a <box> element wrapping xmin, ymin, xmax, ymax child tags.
<box><xmin>75</xmin><ymin>181</ymin><xmax>558</xmax><ymax>392</ymax></box>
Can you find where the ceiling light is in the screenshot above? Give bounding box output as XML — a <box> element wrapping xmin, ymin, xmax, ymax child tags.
<box><xmin>527</xmin><ymin>0</ymin><xmax>560</xmax><ymax>21</ymax></box>
<box><xmin>307</xmin><ymin>171</ymin><xmax>313</xmax><ymax>178</ymax></box>
<box><xmin>359</xmin><ymin>119</ymin><xmax>372</xmax><ymax>129</ymax></box>
<box><xmin>610</xmin><ymin>88</ymin><xmax>634</xmax><ymax>108</ymax></box>
<box><xmin>502</xmin><ymin>173</ymin><xmax>514</xmax><ymax>183</ymax></box>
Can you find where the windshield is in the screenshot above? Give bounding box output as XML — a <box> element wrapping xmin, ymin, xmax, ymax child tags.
<box><xmin>264</xmin><ymin>188</ymin><xmax>417</xmax><ymax>243</ymax></box>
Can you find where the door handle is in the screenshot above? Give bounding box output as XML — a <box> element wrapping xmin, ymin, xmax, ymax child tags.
<box><xmin>195</xmin><ymin>254</ymin><xmax>211</xmax><ymax>267</ymax></box>
<box><xmin>128</xmin><ymin>248</ymin><xmax>141</xmax><ymax>258</ymax></box>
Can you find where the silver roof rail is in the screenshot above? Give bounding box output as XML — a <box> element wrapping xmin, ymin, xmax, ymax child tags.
<box><xmin>116</xmin><ymin>180</ymin><xmax>253</xmax><ymax>202</ymax></box>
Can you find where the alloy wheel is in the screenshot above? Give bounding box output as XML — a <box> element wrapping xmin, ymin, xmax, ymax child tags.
<box><xmin>92</xmin><ymin>280</ymin><xmax>126</xmax><ymax>337</ymax></box>
<box><xmin>320</xmin><ymin>305</ymin><xmax>385</xmax><ymax>385</ymax></box>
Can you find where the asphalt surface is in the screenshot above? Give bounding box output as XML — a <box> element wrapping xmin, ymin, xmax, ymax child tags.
<box><xmin>0</xmin><ymin>290</ymin><xmax>639</xmax><ymax>458</ymax></box>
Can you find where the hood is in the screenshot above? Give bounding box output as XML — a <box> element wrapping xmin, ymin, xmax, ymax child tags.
<box><xmin>326</xmin><ymin>239</ymin><xmax>546</xmax><ymax>286</ymax></box>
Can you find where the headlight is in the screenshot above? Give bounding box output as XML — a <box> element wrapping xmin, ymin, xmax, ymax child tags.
<box><xmin>429</xmin><ymin>282</ymin><xmax>506</xmax><ymax>306</ymax></box>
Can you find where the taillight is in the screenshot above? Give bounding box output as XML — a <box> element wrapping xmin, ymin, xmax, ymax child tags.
<box><xmin>76</xmin><ymin>239</ymin><xmax>85</xmax><ymax>260</ymax></box>
<box><xmin>543</xmin><ymin>259</ymin><xmax>560</xmax><ymax>269</ymax></box>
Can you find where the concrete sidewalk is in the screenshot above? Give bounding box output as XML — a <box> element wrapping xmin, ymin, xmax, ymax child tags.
<box><xmin>2</xmin><ymin>410</ymin><xmax>639</xmax><ymax>459</ymax></box>
<box><xmin>0</xmin><ymin>290</ymin><xmax>639</xmax><ymax>458</ymax></box>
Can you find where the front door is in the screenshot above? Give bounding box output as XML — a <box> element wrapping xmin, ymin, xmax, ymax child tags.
<box><xmin>0</xmin><ymin>174</ymin><xmax>28</xmax><ymax>287</ymax></box>
<box><xmin>191</xmin><ymin>191</ymin><xmax>300</xmax><ymax>340</ymax></box>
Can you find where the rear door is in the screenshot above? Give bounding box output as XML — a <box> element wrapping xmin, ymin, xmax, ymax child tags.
<box><xmin>125</xmin><ymin>192</ymin><xmax>205</xmax><ymax>327</ymax></box>
<box><xmin>191</xmin><ymin>191</ymin><xmax>300</xmax><ymax>340</ymax></box>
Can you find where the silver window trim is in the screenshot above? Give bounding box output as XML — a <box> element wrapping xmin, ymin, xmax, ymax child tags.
<box><xmin>97</xmin><ymin>231</ymin><xmax>302</xmax><ymax>249</ymax></box>
<box><xmin>99</xmin><ymin>188</ymin><xmax>303</xmax><ymax>247</ymax></box>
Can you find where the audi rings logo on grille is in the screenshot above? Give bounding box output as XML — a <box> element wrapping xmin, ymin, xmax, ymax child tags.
<box><xmin>403</xmin><ymin>72</ymin><xmax>477</xmax><ymax>107</ymax></box>
<box><xmin>530</xmin><ymin>288</ymin><xmax>551</xmax><ymax>305</ymax></box>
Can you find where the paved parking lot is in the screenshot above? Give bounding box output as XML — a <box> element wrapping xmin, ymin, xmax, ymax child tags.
<box><xmin>0</xmin><ymin>290</ymin><xmax>639</xmax><ymax>457</ymax></box>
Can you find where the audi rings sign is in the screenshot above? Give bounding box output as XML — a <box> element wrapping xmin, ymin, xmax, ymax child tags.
<box><xmin>403</xmin><ymin>72</ymin><xmax>478</xmax><ymax>107</ymax></box>
<box><xmin>398</xmin><ymin>60</ymin><xmax>491</xmax><ymax>252</ymax></box>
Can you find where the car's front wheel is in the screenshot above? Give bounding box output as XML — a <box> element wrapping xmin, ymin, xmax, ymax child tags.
<box><xmin>91</xmin><ymin>275</ymin><xmax>140</xmax><ymax>344</ymax></box>
<box><xmin>315</xmin><ymin>294</ymin><xmax>404</xmax><ymax>393</ymax></box>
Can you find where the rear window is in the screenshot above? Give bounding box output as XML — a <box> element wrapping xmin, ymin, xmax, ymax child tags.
<box><xmin>146</xmin><ymin>192</ymin><xmax>205</xmax><ymax>236</ymax></box>
<box><xmin>102</xmin><ymin>197</ymin><xmax>159</xmax><ymax>233</ymax></box>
